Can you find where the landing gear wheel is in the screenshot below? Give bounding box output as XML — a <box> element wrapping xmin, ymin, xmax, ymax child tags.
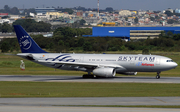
<box><xmin>156</xmin><ymin>75</ymin><xmax>160</xmax><ymax>79</ymax></box>
<box><xmin>156</xmin><ymin>72</ymin><xmax>161</xmax><ymax>79</ymax></box>
<box><xmin>82</xmin><ymin>74</ymin><xmax>94</xmax><ymax>78</ymax></box>
<box><xmin>95</xmin><ymin>76</ymin><xmax>105</xmax><ymax>78</ymax></box>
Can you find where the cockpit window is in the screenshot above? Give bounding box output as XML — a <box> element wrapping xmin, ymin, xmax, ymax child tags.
<box><xmin>167</xmin><ymin>60</ymin><xmax>174</xmax><ymax>62</ymax></box>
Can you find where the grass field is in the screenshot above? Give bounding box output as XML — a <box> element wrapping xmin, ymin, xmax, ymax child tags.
<box><xmin>0</xmin><ymin>82</ymin><xmax>180</xmax><ymax>98</ymax></box>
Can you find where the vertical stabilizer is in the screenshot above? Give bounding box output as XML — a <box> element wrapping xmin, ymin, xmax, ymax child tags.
<box><xmin>14</xmin><ymin>25</ymin><xmax>47</xmax><ymax>53</ymax></box>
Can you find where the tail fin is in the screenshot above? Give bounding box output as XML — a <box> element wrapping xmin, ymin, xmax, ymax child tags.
<box><xmin>14</xmin><ymin>25</ymin><xmax>47</xmax><ymax>53</ymax></box>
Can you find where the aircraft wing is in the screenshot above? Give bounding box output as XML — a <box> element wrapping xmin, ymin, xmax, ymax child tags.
<box><xmin>38</xmin><ymin>60</ymin><xmax>123</xmax><ymax>69</ymax></box>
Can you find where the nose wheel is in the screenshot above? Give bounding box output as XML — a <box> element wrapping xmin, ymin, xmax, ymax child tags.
<box><xmin>156</xmin><ymin>72</ymin><xmax>161</xmax><ymax>79</ymax></box>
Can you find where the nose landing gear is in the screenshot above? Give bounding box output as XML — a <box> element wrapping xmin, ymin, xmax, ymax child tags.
<box><xmin>156</xmin><ymin>72</ymin><xmax>161</xmax><ymax>79</ymax></box>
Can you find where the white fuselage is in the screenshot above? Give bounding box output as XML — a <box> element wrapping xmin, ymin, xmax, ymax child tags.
<box><xmin>17</xmin><ymin>53</ymin><xmax>178</xmax><ymax>73</ymax></box>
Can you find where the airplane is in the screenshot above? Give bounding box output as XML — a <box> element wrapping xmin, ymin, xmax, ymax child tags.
<box><xmin>14</xmin><ymin>25</ymin><xmax>178</xmax><ymax>79</ymax></box>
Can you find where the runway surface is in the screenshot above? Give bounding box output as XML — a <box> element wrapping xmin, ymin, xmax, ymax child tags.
<box><xmin>0</xmin><ymin>106</ymin><xmax>180</xmax><ymax>112</ymax></box>
<box><xmin>0</xmin><ymin>75</ymin><xmax>180</xmax><ymax>83</ymax></box>
<box><xmin>0</xmin><ymin>97</ymin><xmax>180</xmax><ymax>112</ymax></box>
<box><xmin>1</xmin><ymin>97</ymin><xmax>180</xmax><ymax>106</ymax></box>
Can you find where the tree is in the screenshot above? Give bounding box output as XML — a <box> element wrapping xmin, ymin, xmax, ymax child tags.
<box><xmin>79</xmin><ymin>19</ymin><xmax>86</xmax><ymax>26</ymax></box>
<box><xmin>155</xmin><ymin>15</ymin><xmax>160</xmax><ymax>19</ymax></box>
<box><xmin>0</xmin><ymin>42</ymin><xmax>10</xmax><ymax>52</ymax></box>
<box><xmin>4</xmin><ymin>5</ymin><xmax>10</xmax><ymax>13</ymax></box>
<box><xmin>13</xmin><ymin>19</ymin><xmax>36</xmax><ymax>29</ymax></box>
<box><xmin>134</xmin><ymin>17</ymin><xmax>139</xmax><ymax>24</ymax></box>
<box><xmin>167</xmin><ymin>19</ymin><xmax>177</xmax><ymax>24</ymax></box>
<box><xmin>77</xmin><ymin>38</ymin><xmax>85</xmax><ymax>47</ymax></box>
<box><xmin>83</xmin><ymin>41</ymin><xmax>92</xmax><ymax>51</ymax></box>
<box><xmin>142</xmin><ymin>48</ymin><xmax>150</xmax><ymax>54</ymax></box>
<box><xmin>64</xmin><ymin>8</ymin><xmax>74</xmax><ymax>14</ymax></box>
<box><xmin>54</xmin><ymin>27</ymin><xmax>76</xmax><ymax>38</ymax></box>
<box><xmin>167</xmin><ymin>31</ymin><xmax>173</xmax><ymax>38</ymax></box>
<box><xmin>165</xmin><ymin>10</ymin><xmax>173</xmax><ymax>17</ymax></box>
<box><xmin>105</xmin><ymin>7</ymin><xmax>113</xmax><ymax>12</ymax></box>
<box><xmin>159</xmin><ymin>31</ymin><xmax>166</xmax><ymax>38</ymax></box>
<box><xmin>1</xmin><ymin>5</ymin><xmax>21</xmax><ymax>15</ymax></box>
<box><xmin>10</xmin><ymin>7</ymin><xmax>20</xmax><ymax>15</ymax></box>
<box><xmin>13</xmin><ymin>19</ymin><xmax>51</xmax><ymax>32</ymax></box>
<box><xmin>125</xmin><ymin>17</ymin><xmax>128</xmax><ymax>21</ymax></box>
<box><xmin>150</xmin><ymin>17</ymin><xmax>155</xmax><ymax>21</ymax></box>
<box><xmin>1</xmin><ymin>23</ymin><xmax>12</xmax><ymax>33</ymax></box>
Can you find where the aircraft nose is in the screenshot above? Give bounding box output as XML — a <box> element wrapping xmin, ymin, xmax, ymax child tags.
<box><xmin>172</xmin><ymin>62</ymin><xmax>178</xmax><ymax>68</ymax></box>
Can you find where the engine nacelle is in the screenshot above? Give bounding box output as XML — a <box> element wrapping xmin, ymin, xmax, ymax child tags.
<box><xmin>120</xmin><ymin>72</ymin><xmax>137</xmax><ymax>75</ymax></box>
<box><xmin>93</xmin><ymin>67</ymin><xmax>116</xmax><ymax>77</ymax></box>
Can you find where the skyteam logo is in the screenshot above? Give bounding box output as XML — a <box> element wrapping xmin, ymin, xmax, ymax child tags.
<box><xmin>46</xmin><ymin>54</ymin><xmax>75</xmax><ymax>62</ymax></box>
<box><xmin>136</xmin><ymin>62</ymin><xmax>142</xmax><ymax>66</ymax></box>
<box><xmin>19</xmin><ymin>35</ymin><xmax>32</xmax><ymax>50</ymax></box>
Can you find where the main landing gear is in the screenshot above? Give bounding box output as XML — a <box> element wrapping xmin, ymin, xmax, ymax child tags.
<box><xmin>82</xmin><ymin>71</ymin><xmax>94</xmax><ymax>78</ymax></box>
<box><xmin>82</xmin><ymin>74</ymin><xmax>94</xmax><ymax>78</ymax></box>
<box><xmin>156</xmin><ymin>72</ymin><xmax>161</xmax><ymax>79</ymax></box>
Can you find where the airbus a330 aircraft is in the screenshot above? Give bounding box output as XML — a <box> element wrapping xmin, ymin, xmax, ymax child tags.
<box><xmin>14</xmin><ymin>25</ymin><xmax>178</xmax><ymax>79</ymax></box>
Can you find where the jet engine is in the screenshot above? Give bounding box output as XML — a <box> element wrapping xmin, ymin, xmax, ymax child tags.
<box><xmin>93</xmin><ymin>67</ymin><xmax>116</xmax><ymax>77</ymax></box>
<box><xmin>120</xmin><ymin>72</ymin><xmax>137</xmax><ymax>75</ymax></box>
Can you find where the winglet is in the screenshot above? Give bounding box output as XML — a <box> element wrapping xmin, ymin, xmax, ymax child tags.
<box><xmin>14</xmin><ymin>25</ymin><xmax>47</xmax><ymax>53</ymax></box>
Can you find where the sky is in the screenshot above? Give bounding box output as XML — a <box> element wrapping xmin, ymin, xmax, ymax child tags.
<box><xmin>1</xmin><ymin>0</ymin><xmax>180</xmax><ymax>11</ymax></box>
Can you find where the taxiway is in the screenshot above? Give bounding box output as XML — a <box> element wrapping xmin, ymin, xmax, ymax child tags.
<box><xmin>0</xmin><ymin>106</ymin><xmax>180</xmax><ymax>112</ymax></box>
<box><xmin>0</xmin><ymin>75</ymin><xmax>180</xmax><ymax>83</ymax></box>
<box><xmin>0</xmin><ymin>97</ymin><xmax>180</xmax><ymax>112</ymax></box>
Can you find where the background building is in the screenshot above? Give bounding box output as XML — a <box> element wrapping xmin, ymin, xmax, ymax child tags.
<box><xmin>175</xmin><ymin>9</ymin><xmax>180</xmax><ymax>13</ymax></box>
<box><xmin>83</xmin><ymin>27</ymin><xmax>180</xmax><ymax>41</ymax></box>
<box><xmin>35</xmin><ymin>8</ymin><xmax>56</xmax><ymax>14</ymax></box>
<box><xmin>0</xmin><ymin>13</ymin><xmax>8</xmax><ymax>17</ymax></box>
<box><xmin>119</xmin><ymin>10</ymin><xmax>131</xmax><ymax>16</ymax></box>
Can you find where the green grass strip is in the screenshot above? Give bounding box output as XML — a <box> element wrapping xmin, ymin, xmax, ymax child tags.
<box><xmin>0</xmin><ymin>82</ymin><xmax>180</xmax><ymax>97</ymax></box>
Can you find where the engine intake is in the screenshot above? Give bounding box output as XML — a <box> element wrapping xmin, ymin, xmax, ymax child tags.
<box><xmin>93</xmin><ymin>67</ymin><xmax>116</xmax><ymax>77</ymax></box>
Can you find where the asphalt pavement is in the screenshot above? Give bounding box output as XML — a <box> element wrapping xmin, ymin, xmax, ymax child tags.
<box><xmin>0</xmin><ymin>97</ymin><xmax>180</xmax><ymax>106</ymax></box>
<box><xmin>0</xmin><ymin>106</ymin><xmax>180</xmax><ymax>112</ymax></box>
<box><xmin>0</xmin><ymin>75</ymin><xmax>180</xmax><ymax>83</ymax></box>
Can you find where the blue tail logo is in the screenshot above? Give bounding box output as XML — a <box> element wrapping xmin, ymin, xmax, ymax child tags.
<box><xmin>14</xmin><ymin>25</ymin><xmax>47</xmax><ymax>53</ymax></box>
<box><xmin>20</xmin><ymin>35</ymin><xmax>32</xmax><ymax>50</ymax></box>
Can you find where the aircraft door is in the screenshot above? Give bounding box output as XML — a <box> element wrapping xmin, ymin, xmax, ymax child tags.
<box><xmin>79</xmin><ymin>57</ymin><xmax>84</xmax><ymax>63</ymax></box>
<box><xmin>156</xmin><ymin>57</ymin><xmax>160</xmax><ymax>65</ymax></box>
